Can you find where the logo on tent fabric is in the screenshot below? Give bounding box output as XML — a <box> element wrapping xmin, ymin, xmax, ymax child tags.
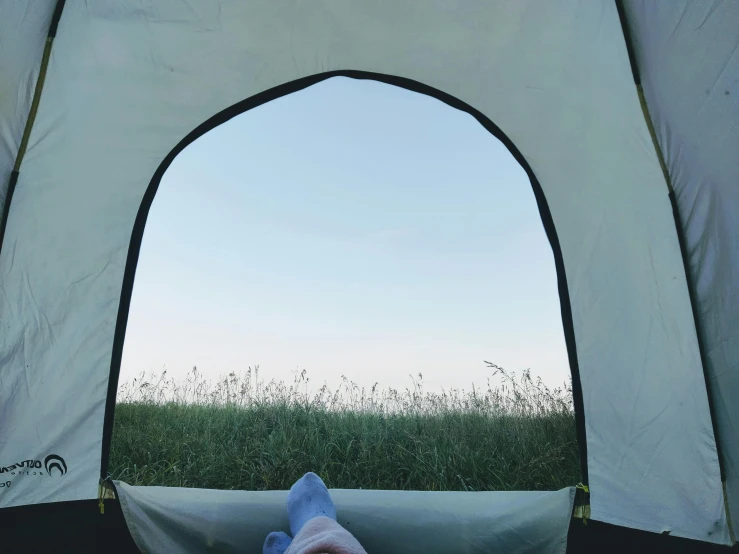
<box><xmin>44</xmin><ymin>454</ymin><xmax>67</xmax><ymax>476</ymax></box>
<box><xmin>0</xmin><ymin>454</ymin><xmax>67</xmax><ymax>477</ymax></box>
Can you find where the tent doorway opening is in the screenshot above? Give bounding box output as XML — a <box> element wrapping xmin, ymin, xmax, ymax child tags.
<box><xmin>109</xmin><ymin>76</ymin><xmax>579</xmax><ymax>492</ymax></box>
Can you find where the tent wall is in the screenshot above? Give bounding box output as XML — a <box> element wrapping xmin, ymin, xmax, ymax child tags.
<box><xmin>622</xmin><ymin>0</ymin><xmax>739</xmax><ymax>538</ymax></box>
<box><xmin>0</xmin><ymin>0</ymin><xmax>729</xmax><ymax>544</ymax></box>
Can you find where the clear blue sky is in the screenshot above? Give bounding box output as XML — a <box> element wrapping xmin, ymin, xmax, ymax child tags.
<box><xmin>119</xmin><ymin>77</ymin><xmax>570</xmax><ymax>393</ymax></box>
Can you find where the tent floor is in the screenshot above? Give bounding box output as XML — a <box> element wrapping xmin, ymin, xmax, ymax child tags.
<box><xmin>0</xmin><ymin>499</ymin><xmax>734</xmax><ymax>553</ymax></box>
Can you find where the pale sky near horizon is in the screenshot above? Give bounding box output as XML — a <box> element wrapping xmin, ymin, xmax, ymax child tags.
<box><xmin>119</xmin><ymin>77</ymin><xmax>570</xmax><ymax>394</ymax></box>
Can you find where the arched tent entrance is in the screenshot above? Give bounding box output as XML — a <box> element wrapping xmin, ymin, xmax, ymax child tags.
<box><xmin>1</xmin><ymin>1</ymin><xmax>736</xmax><ymax>552</ymax></box>
<box><xmin>102</xmin><ymin>69</ymin><xmax>588</xmax><ymax>488</ymax></box>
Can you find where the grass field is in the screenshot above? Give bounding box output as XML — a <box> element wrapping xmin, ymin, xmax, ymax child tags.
<box><xmin>109</xmin><ymin>362</ymin><xmax>580</xmax><ymax>491</ymax></box>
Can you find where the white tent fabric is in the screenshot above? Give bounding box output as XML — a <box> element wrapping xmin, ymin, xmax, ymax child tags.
<box><xmin>115</xmin><ymin>483</ymin><xmax>576</xmax><ymax>554</ymax></box>
<box><xmin>622</xmin><ymin>0</ymin><xmax>739</xmax><ymax>536</ymax></box>
<box><xmin>0</xmin><ymin>0</ymin><xmax>733</xmax><ymax>546</ymax></box>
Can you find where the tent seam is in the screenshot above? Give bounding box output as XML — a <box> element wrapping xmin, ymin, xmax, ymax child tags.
<box><xmin>0</xmin><ymin>0</ymin><xmax>67</xmax><ymax>259</ymax></box>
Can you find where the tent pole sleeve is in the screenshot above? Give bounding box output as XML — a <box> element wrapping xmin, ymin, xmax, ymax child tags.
<box><xmin>615</xmin><ymin>0</ymin><xmax>640</xmax><ymax>85</ymax></box>
<box><xmin>644</xmin><ymin>89</ymin><xmax>729</xmax><ymax>498</ymax></box>
<box><xmin>0</xmin><ymin>171</ymin><xmax>20</xmax><ymax>257</ymax></box>
<box><xmin>12</xmin><ymin>37</ymin><xmax>53</xmax><ymax>173</ymax></box>
<box><xmin>641</xmin><ymin>81</ymin><xmax>727</xmax><ymax>484</ymax></box>
<box><xmin>667</xmin><ymin>185</ymin><xmax>727</xmax><ymax>483</ymax></box>
<box><xmin>668</xmin><ymin>185</ymin><xmax>733</xmax><ymax>542</ymax></box>
<box><xmin>0</xmin><ymin>0</ymin><xmax>67</xmax><ymax>256</ymax></box>
<box><xmin>625</xmin><ymin>0</ymin><xmax>731</xmax><ymax>523</ymax></box>
<box><xmin>636</xmin><ymin>86</ymin><xmax>672</xmax><ymax>194</ymax></box>
<box><xmin>12</xmin><ymin>0</ymin><xmax>66</xmax><ymax>172</ymax></box>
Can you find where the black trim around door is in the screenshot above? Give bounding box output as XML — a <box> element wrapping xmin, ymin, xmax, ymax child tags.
<box><xmin>100</xmin><ymin>70</ymin><xmax>589</xmax><ymax>486</ymax></box>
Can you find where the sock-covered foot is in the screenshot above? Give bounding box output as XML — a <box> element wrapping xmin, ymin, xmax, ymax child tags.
<box><xmin>263</xmin><ymin>531</ymin><xmax>292</xmax><ymax>554</ymax></box>
<box><xmin>287</xmin><ymin>472</ymin><xmax>337</xmax><ymax>537</ymax></box>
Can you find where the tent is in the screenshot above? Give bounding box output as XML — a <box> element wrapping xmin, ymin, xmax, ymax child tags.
<box><xmin>1</xmin><ymin>1</ymin><xmax>737</xmax><ymax>552</ymax></box>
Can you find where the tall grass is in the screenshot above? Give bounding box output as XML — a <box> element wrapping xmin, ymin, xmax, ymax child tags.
<box><xmin>109</xmin><ymin>362</ymin><xmax>580</xmax><ymax>491</ymax></box>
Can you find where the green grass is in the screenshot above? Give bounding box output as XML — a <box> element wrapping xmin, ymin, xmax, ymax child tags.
<box><xmin>109</xmin><ymin>363</ymin><xmax>580</xmax><ymax>491</ymax></box>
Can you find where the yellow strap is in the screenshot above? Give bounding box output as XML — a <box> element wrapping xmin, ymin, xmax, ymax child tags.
<box><xmin>575</xmin><ymin>483</ymin><xmax>590</xmax><ymax>525</ymax></box>
<box><xmin>98</xmin><ymin>481</ymin><xmax>105</xmax><ymax>515</ymax></box>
